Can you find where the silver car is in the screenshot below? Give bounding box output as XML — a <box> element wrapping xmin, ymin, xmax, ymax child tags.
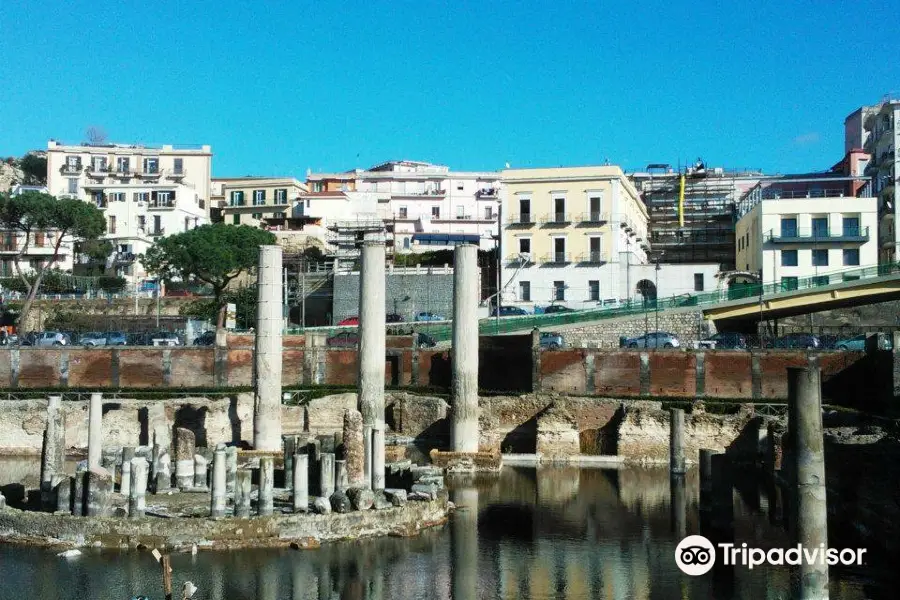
<box><xmin>623</xmin><ymin>332</ymin><xmax>680</xmax><ymax>348</ymax></box>
<box><xmin>33</xmin><ymin>331</ymin><xmax>72</xmax><ymax>347</ymax></box>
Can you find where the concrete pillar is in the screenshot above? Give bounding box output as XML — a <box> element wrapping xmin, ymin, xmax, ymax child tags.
<box><xmin>85</xmin><ymin>469</ymin><xmax>113</xmax><ymax>517</ymax></box>
<box><xmin>670</xmin><ymin>474</ymin><xmax>686</xmax><ymax>539</ymax></box>
<box><xmin>343</xmin><ymin>409</ymin><xmax>365</xmax><ymax>488</ymax></box>
<box><xmin>174</xmin><ymin>427</ymin><xmax>196</xmax><ymax>490</ymax></box>
<box><xmin>120</xmin><ymin>447</ymin><xmax>135</xmax><ymax>494</ymax></box>
<box><xmin>451</xmin><ymin>244</ymin><xmax>479</xmax><ymax>453</ymax></box>
<box><xmin>55</xmin><ymin>476</ymin><xmax>73</xmax><ymax>514</ymax></box>
<box><xmin>372</xmin><ymin>427</ymin><xmax>386</xmax><ymax>490</ymax></box>
<box><xmin>357</xmin><ymin>241</ymin><xmax>386</xmax><ymax>487</ymax></box>
<box><xmin>293</xmin><ymin>453</ymin><xmax>309</xmax><ymax>513</ymax></box>
<box><xmin>335</xmin><ymin>459</ymin><xmax>348</xmax><ymax>492</ymax></box>
<box><xmin>40</xmin><ymin>395</ymin><xmax>66</xmax><ymax>510</ymax></box>
<box><xmin>225</xmin><ymin>446</ymin><xmax>238</xmax><ymax>495</ymax></box>
<box><xmin>129</xmin><ymin>458</ymin><xmax>148</xmax><ymax>518</ymax></box>
<box><xmin>87</xmin><ymin>392</ymin><xmax>103</xmax><ymax>471</ymax></box>
<box><xmin>253</xmin><ymin>245</ymin><xmax>284</xmax><ymax>451</ymax></box>
<box><xmin>258</xmin><ymin>456</ymin><xmax>275</xmax><ymax>516</ymax></box>
<box><xmin>194</xmin><ymin>454</ymin><xmax>208</xmax><ymax>489</ymax></box>
<box><xmin>450</xmin><ymin>488</ymin><xmax>479</xmax><ymax>600</ymax></box>
<box><xmin>155</xmin><ymin>448</ymin><xmax>171</xmax><ymax>492</ymax></box>
<box><xmin>210</xmin><ymin>446</ymin><xmax>227</xmax><ymax>518</ymax></box>
<box><xmin>283</xmin><ymin>435</ymin><xmax>296</xmax><ymax>491</ymax></box>
<box><xmin>787</xmin><ymin>366</ymin><xmax>829</xmax><ymax>600</ymax></box>
<box><xmin>73</xmin><ymin>464</ymin><xmax>87</xmax><ymax>516</ymax></box>
<box><xmin>669</xmin><ymin>408</ymin><xmax>686</xmax><ymax>474</ymax></box>
<box><xmin>320</xmin><ymin>453</ymin><xmax>336</xmax><ymax>498</ymax></box>
<box><xmin>363</xmin><ymin>425</ymin><xmax>373</xmax><ymax>489</ymax></box>
<box><xmin>235</xmin><ymin>469</ymin><xmax>252</xmax><ymax>518</ymax></box>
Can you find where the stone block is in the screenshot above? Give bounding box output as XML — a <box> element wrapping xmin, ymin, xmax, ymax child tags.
<box><xmin>329</xmin><ymin>491</ymin><xmax>352</xmax><ymax>513</ymax></box>
<box><xmin>410</xmin><ymin>483</ymin><xmax>439</xmax><ymax>500</ymax></box>
<box><xmin>384</xmin><ymin>488</ymin><xmax>408</xmax><ymax>506</ymax></box>
<box><xmin>347</xmin><ymin>487</ymin><xmax>374</xmax><ymax>511</ymax></box>
<box><xmin>313</xmin><ymin>496</ymin><xmax>332</xmax><ymax>514</ymax></box>
<box><xmin>372</xmin><ymin>489</ymin><xmax>392</xmax><ymax>510</ymax></box>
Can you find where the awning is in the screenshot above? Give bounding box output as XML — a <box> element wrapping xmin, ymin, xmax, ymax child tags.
<box><xmin>412</xmin><ymin>233</ymin><xmax>480</xmax><ymax>245</ymax></box>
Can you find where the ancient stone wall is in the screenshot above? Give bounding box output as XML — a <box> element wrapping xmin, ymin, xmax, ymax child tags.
<box><xmin>561</xmin><ymin>308</ymin><xmax>711</xmax><ymax>349</ymax></box>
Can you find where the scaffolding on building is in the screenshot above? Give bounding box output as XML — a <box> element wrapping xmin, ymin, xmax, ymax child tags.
<box><xmin>325</xmin><ymin>218</ymin><xmax>392</xmax><ymax>271</ymax></box>
<box><xmin>632</xmin><ymin>162</ymin><xmax>764</xmax><ymax>270</ymax></box>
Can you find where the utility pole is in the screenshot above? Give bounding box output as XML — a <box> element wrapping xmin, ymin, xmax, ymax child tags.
<box><xmin>301</xmin><ymin>258</ymin><xmax>306</xmax><ymax>329</ymax></box>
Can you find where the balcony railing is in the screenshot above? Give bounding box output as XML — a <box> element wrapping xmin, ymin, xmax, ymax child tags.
<box><xmin>579</xmin><ymin>212</ymin><xmax>609</xmax><ymax>224</ymax></box>
<box><xmin>167</xmin><ymin>169</ymin><xmax>187</xmax><ymax>179</ymax></box>
<box><xmin>765</xmin><ymin>226</ymin><xmax>870</xmax><ymax>243</ymax></box>
<box><xmin>59</xmin><ymin>164</ymin><xmax>81</xmax><ymax>174</ymax></box>
<box><xmin>541</xmin><ymin>213</ymin><xmax>570</xmax><ymax>225</ymax></box>
<box><xmin>476</xmin><ymin>188</ymin><xmax>498</xmax><ymax>199</ymax></box>
<box><xmin>138</xmin><ymin>168</ymin><xmax>162</xmax><ymax>178</ymax></box>
<box><xmin>149</xmin><ymin>199</ymin><xmax>176</xmax><ymax>209</ymax></box>
<box><xmin>86</xmin><ymin>164</ymin><xmax>111</xmax><ymax>176</ymax></box>
<box><xmin>110</xmin><ymin>168</ymin><xmax>135</xmax><ymax>178</ymax></box>
<box><xmin>114</xmin><ymin>252</ymin><xmax>136</xmax><ymax>263</ymax></box>
<box><xmin>541</xmin><ymin>252</ymin><xmax>571</xmax><ymax>264</ymax></box>
<box><xmin>506</xmin><ymin>214</ymin><xmax>534</xmax><ymax>226</ymax></box>
<box><xmin>150</xmin><ymin>228</ymin><xmax>166</xmax><ymax>237</ymax></box>
<box><xmin>229</xmin><ymin>200</ymin><xmax>246</xmax><ymax>207</ymax></box>
<box><xmin>577</xmin><ymin>252</ymin><xmax>608</xmax><ymax>264</ymax></box>
<box><xmin>505</xmin><ymin>254</ymin><xmax>533</xmax><ymax>265</ymax></box>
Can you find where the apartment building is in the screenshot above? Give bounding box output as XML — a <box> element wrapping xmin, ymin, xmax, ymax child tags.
<box><xmin>859</xmin><ymin>101</ymin><xmax>899</xmax><ymax>263</ymax></box>
<box><xmin>0</xmin><ymin>185</ymin><xmax>73</xmax><ymax>278</ymax></box>
<box><xmin>499</xmin><ymin>166</ymin><xmax>650</xmax><ymax>308</ymax></box>
<box><xmin>735</xmin><ymin>175</ymin><xmax>877</xmax><ymax>289</ymax></box>
<box><xmin>307</xmin><ymin>160</ymin><xmax>500</xmax><ymax>253</ymax></box>
<box><xmin>45</xmin><ymin>140</ymin><xmax>212</xmax><ymax>282</ymax></box>
<box><xmin>211</xmin><ymin>177</ymin><xmax>307</xmax><ymax>228</ymax></box>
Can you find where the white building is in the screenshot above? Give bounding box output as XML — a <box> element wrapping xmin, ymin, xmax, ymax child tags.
<box><xmin>0</xmin><ymin>185</ymin><xmax>73</xmax><ymax>278</ymax></box>
<box><xmin>45</xmin><ymin>140</ymin><xmax>212</xmax><ymax>283</ymax></box>
<box><xmin>307</xmin><ymin>160</ymin><xmax>500</xmax><ymax>253</ymax></box>
<box><xmin>735</xmin><ymin>175</ymin><xmax>877</xmax><ymax>288</ymax></box>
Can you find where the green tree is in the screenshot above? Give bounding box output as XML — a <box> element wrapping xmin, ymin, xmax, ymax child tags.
<box><xmin>141</xmin><ymin>223</ymin><xmax>276</xmax><ymax>323</ymax></box>
<box><xmin>0</xmin><ymin>192</ymin><xmax>106</xmax><ymax>329</ymax></box>
<box><xmin>18</xmin><ymin>154</ymin><xmax>48</xmax><ymax>185</ymax></box>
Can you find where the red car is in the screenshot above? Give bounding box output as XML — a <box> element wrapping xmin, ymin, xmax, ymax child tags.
<box><xmin>337</xmin><ymin>316</ymin><xmax>359</xmax><ymax>326</ymax></box>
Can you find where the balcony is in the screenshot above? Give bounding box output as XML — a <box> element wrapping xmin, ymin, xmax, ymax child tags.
<box><xmin>540</xmin><ymin>213</ymin><xmax>571</xmax><ymax>226</ymax></box>
<box><xmin>110</xmin><ymin>168</ymin><xmax>134</xmax><ymax>179</ymax></box>
<box><xmin>86</xmin><ymin>164</ymin><xmax>111</xmax><ymax>177</ymax></box>
<box><xmin>149</xmin><ymin>228</ymin><xmax>166</xmax><ymax>237</ymax></box>
<box><xmin>94</xmin><ymin>197</ymin><xmax>109</xmax><ymax>209</ymax></box>
<box><xmin>506</xmin><ymin>214</ymin><xmax>534</xmax><ymax>227</ymax></box>
<box><xmin>59</xmin><ymin>163</ymin><xmax>81</xmax><ymax>175</ymax></box>
<box><xmin>149</xmin><ymin>199</ymin><xmax>176</xmax><ymax>210</ymax></box>
<box><xmin>541</xmin><ymin>252</ymin><xmax>571</xmax><ymax>265</ymax></box>
<box><xmin>577</xmin><ymin>251</ymin><xmax>608</xmax><ymax>264</ymax></box>
<box><xmin>505</xmin><ymin>254</ymin><xmax>533</xmax><ymax>266</ymax></box>
<box><xmin>476</xmin><ymin>188</ymin><xmax>498</xmax><ymax>200</ymax></box>
<box><xmin>167</xmin><ymin>169</ymin><xmax>187</xmax><ymax>180</ymax></box>
<box><xmin>114</xmin><ymin>252</ymin><xmax>136</xmax><ymax>263</ymax></box>
<box><xmin>137</xmin><ymin>168</ymin><xmax>162</xmax><ymax>179</ymax></box>
<box><xmin>578</xmin><ymin>212</ymin><xmax>609</xmax><ymax>224</ymax></box>
<box><xmin>764</xmin><ymin>226</ymin><xmax>870</xmax><ymax>244</ymax></box>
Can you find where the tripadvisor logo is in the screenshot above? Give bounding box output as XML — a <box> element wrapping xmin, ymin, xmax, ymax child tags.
<box><xmin>675</xmin><ymin>535</ymin><xmax>867</xmax><ymax>576</ymax></box>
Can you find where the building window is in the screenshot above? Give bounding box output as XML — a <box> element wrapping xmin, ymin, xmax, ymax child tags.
<box><xmin>843</xmin><ymin>248</ymin><xmax>860</xmax><ymax>266</ymax></box>
<box><xmin>138</xmin><ymin>216</ymin><xmax>146</xmax><ymax>231</ymax></box>
<box><xmin>694</xmin><ymin>273</ymin><xmax>704</xmax><ymax>291</ymax></box>
<box><xmin>588</xmin><ymin>280</ymin><xmax>600</xmax><ymax>301</ymax></box>
<box><xmin>457</xmin><ymin>184</ymin><xmax>464</xmax><ymax>191</ymax></box>
<box><xmin>519</xmin><ymin>281</ymin><xmax>531</xmax><ymax>302</ymax></box>
<box><xmin>403</xmin><ymin>237</ymin><xmax>410</xmax><ymax>250</ymax></box>
<box><xmin>30</xmin><ymin>258</ymin><xmax>45</xmax><ymax>271</ymax></box>
<box><xmin>843</xmin><ymin>216</ymin><xmax>860</xmax><ymax>237</ymax></box>
<box><xmin>588</xmin><ymin>196</ymin><xmax>602</xmax><ymax>220</ymax></box>
<box><xmin>553</xmin><ymin>237</ymin><xmax>566</xmax><ymax>262</ymax></box>
<box><xmin>92</xmin><ymin>156</ymin><xmax>106</xmax><ymax>171</ymax></box>
<box><xmin>232</xmin><ymin>214</ymin><xmax>240</xmax><ymax>225</ymax></box>
<box><xmin>781</xmin><ymin>249</ymin><xmax>798</xmax><ymax>266</ymax></box>
<box><xmin>173</xmin><ymin>158</ymin><xmax>183</xmax><ymax>174</ymax></box>
<box><xmin>432</xmin><ymin>206</ymin><xmax>440</xmax><ymax>219</ymax></box>
<box><xmin>519</xmin><ymin>199</ymin><xmax>531</xmax><ymax>223</ymax></box>
<box><xmin>553</xmin><ymin>281</ymin><xmax>566</xmax><ymax>301</ymax></box>
<box><xmin>108</xmin><ymin>215</ymin><xmax>116</xmax><ymax>234</ymax></box>
<box><xmin>143</xmin><ymin>157</ymin><xmax>159</xmax><ymax>174</ymax></box>
<box><xmin>456</xmin><ymin>205</ymin><xmax>465</xmax><ymax>219</ymax></box>
<box><xmin>230</xmin><ymin>191</ymin><xmax>245</xmax><ymax>206</ymax></box>
<box><xmin>251</xmin><ymin>213</ymin><xmax>262</xmax><ymax>220</ymax></box>
<box><xmin>185</xmin><ymin>217</ymin><xmax>190</xmax><ymax>232</ymax></box>
<box><xmin>399</xmin><ymin>207</ymin><xmax>407</xmax><ymax>219</ymax></box>
<box><xmin>781</xmin><ymin>276</ymin><xmax>799</xmax><ymax>291</ymax></box>
<box><xmin>553</xmin><ymin>197</ymin><xmax>566</xmax><ymax>222</ymax></box>
<box><xmin>519</xmin><ymin>238</ymin><xmax>531</xmax><ymax>254</ymax></box>
<box><xmin>484</xmin><ymin>206</ymin><xmax>493</xmax><ymax>220</ymax></box>
<box><xmin>116</xmin><ymin>157</ymin><xmax>130</xmax><ymax>172</ymax></box>
<box><xmin>134</xmin><ymin>192</ymin><xmax>149</xmax><ymax>203</ymax></box>
<box><xmin>812</xmin><ymin>275</ymin><xmax>830</xmax><ymax>287</ymax></box>
<box><xmin>111</xmin><ymin>192</ymin><xmax>126</xmax><ymax>202</ymax></box>
<box><xmin>811</xmin><ymin>217</ymin><xmax>828</xmax><ymax>239</ymax></box>
<box><xmin>812</xmin><ymin>249</ymin><xmax>829</xmax><ymax>267</ymax></box>
<box><xmin>275</xmin><ymin>189</ymin><xmax>287</xmax><ymax>203</ymax></box>
<box><xmin>312</xmin><ymin>182</ymin><xmax>323</xmax><ymax>192</ymax></box>
<box><xmin>780</xmin><ymin>217</ymin><xmax>797</xmax><ymax>238</ymax></box>
<box><xmin>66</xmin><ymin>155</ymin><xmax>80</xmax><ymax>168</ymax></box>
<box><xmin>253</xmin><ymin>190</ymin><xmax>266</xmax><ymax>206</ymax></box>
<box><xmin>67</xmin><ymin>178</ymin><xmax>78</xmax><ymax>194</ymax></box>
<box><xmin>153</xmin><ymin>215</ymin><xmax>162</xmax><ymax>234</ymax></box>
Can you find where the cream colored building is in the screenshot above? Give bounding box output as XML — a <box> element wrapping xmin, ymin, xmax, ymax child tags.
<box><xmin>45</xmin><ymin>140</ymin><xmax>212</xmax><ymax>282</ymax></box>
<box><xmin>499</xmin><ymin>166</ymin><xmax>651</xmax><ymax>308</ymax></box>
<box><xmin>212</xmin><ymin>177</ymin><xmax>307</xmax><ymax>228</ymax></box>
<box><xmin>735</xmin><ymin>175</ymin><xmax>877</xmax><ymax>289</ymax></box>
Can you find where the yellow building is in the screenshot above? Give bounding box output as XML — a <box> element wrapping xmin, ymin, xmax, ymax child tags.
<box><xmin>499</xmin><ymin>166</ymin><xmax>649</xmax><ymax>308</ymax></box>
<box><xmin>211</xmin><ymin>177</ymin><xmax>307</xmax><ymax>228</ymax></box>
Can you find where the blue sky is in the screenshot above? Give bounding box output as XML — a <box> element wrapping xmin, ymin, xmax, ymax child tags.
<box><xmin>1</xmin><ymin>0</ymin><xmax>897</xmax><ymax>177</ymax></box>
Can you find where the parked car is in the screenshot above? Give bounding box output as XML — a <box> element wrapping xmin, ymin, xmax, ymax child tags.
<box><xmin>491</xmin><ymin>306</ymin><xmax>529</xmax><ymax>317</ymax></box>
<box><xmin>415</xmin><ymin>312</ymin><xmax>445</xmax><ymax>322</ymax></box>
<box><xmin>79</xmin><ymin>331</ymin><xmax>127</xmax><ymax>346</ymax></box>
<box><xmin>622</xmin><ymin>332</ymin><xmax>681</xmax><ymax>348</ymax></box>
<box><xmin>144</xmin><ymin>331</ymin><xmax>181</xmax><ymax>347</ymax></box>
<box><xmin>543</xmin><ymin>305</ymin><xmax>574</xmax><ymax>314</ymax></box>
<box><xmin>386</xmin><ymin>313</ymin><xmax>404</xmax><ymax>323</ymax></box>
<box><xmin>772</xmin><ymin>333</ymin><xmax>820</xmax><ymax>349</ymax></box>
<box><xmin>540</xmin><ymin>332</ymin><xmax>564</xmax><ymax>350</ymax></box>
<box><xmin>699</xmin><ymin>332</ymin><xmax>747</xmax><ymax>350</ymax></box>
<box><xmin>818</xmin><ymin>334</ymin><xmax>839</xmax><ymax>350</ymax></box>
<box><xmin>327</xmin><ymin>331</ymin><xmax>359</xmax><ymax>348</ymax></box>
<box><xmin>415</xmin><ymin>332</ymin><xmax>437</xmax><ymax>349</ymax></box>
<box><xmin>193</xmin><ymin>331</ymin><xmax>217</xmax><ymax>346</ymax></box>
<box><xmin>33</xmin><ymin>331</ymin><xmax>72</xmax><ymax>347</ymax></box>
<box><xmin>338</xmin><ymin>316</ymin><xmax>359</xmax><ymax>326</ymax></box>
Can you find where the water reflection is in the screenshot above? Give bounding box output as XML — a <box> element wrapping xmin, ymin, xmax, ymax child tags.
<box><xmin>0</xmin><ymin>464</ymin><xmax>880</xmax><ymax>599</ymax></box>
